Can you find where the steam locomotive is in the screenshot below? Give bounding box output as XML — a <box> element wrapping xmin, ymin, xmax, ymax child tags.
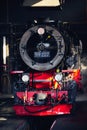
<box><xmin>11</xmin><ymin>20</ymin><xmax>82</xmax><ymax>116</ymax></box>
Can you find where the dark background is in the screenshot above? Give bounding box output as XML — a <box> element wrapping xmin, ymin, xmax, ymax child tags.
<box><xmin>0</xmin><ymin>0</ymin><xmax>87</xmax><ymax>49</ymax></box>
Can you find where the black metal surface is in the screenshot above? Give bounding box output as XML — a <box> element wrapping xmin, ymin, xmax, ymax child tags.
<box><xmin>19</xmin><ymin>24</ymin><xmax>65</xmax><ymax>71</ymax></box>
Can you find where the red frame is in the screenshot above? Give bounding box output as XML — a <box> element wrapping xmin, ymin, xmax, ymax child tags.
<box><xmin>12</xmin><ymin>69</ymin><xmax>81</xmax><ymax>116</ymax></box>
<box><xmin>13</xmin><ymin>90</ymin><xmax>72</xmax><ymax>116</ymax></box>
<box><xmin>13</xmin><ymin>104</ymin><xmax>72</xmax><ymax>116</ymax></box>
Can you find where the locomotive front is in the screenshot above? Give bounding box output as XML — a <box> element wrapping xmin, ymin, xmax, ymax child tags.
<box><xmin>11</xmin><ymin>21</ymin><xmax>82</xmax><ymax>116</ymax></box>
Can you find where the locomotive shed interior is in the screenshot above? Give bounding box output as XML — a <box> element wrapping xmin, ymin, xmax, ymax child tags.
<box><xmin>0</xmin><ymin>0</ymin><xmax>87</xmax><ymax>130</ymax></box>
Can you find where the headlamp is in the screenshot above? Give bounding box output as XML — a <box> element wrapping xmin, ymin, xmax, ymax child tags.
<box><xmin>22</xmin><ymin>74</ymin><xmax>29</xmax><ymax>83</ymax></box>
<box><xmin>37</xmin><ymin>27</ymin><xmax>45</xmax><ymax>35</ymax></box>
<box><xmin>55</xmin><ymin>73</ymin><xmax>63</xmax><ymax>82</ymax></box>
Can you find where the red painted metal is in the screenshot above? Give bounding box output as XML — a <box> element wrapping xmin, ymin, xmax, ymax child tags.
<box><xmin>29</xmin><ymin>70</ymin><xmax>55</xmax><ymax>89</ymax></box>
<box><xmin>13</xmin><ymin>104</ymin><xmax>72</xmax><ymax>116</ymax></box>
<box><xmin>13</xmin><ymin>69</ymin><xmax>81</xmax><ymax>116</ymax></box>
<box><xmin>14</xmin><ymin>90</ymin><xmax>72</xmax><ymax>116</ymax></box>
<box><xmin>16</xmin><ymin>91</ymin><xmax>68</xmax><ymax>104</ymax></box>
